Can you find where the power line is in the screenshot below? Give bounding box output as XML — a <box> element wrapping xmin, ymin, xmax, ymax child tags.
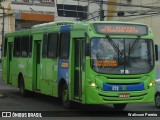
<box><xmin>73</xmin><ymin>0</ymin><xmax>160</xmax><ymax>21</ymax></box>
<box><xmin>83</xmin><ymin>9</ymin><xmax>160</xmax><ymax>21</ymax></box>
<box><xmin>77</xmin><ymin>0</ymin><xmax>160</xmax><ymax>9</ymax></box>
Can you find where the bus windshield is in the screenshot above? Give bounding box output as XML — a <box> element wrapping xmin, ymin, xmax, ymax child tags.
<box><xmin>91</xmin><ymin>37</ymin><xmax>154</xmax><ymax>74</ymax></box>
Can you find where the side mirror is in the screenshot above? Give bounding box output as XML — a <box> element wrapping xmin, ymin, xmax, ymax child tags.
<box><xmin>85</xmin><ymin>43</ymin><xmax>90</xmax><ymax>56</ymax></box>
<box><xmin>155</xmin><ymin>79</ymin><xmax>160</xmax><ymax>84</ymax></box>
<box><xmin>155</xmin><ymin>45</ymin><xmax>158</xmax><ymax>61</ymax></box>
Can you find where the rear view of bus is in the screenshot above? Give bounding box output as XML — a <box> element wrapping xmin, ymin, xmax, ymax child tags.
<box><xmin>85</xmin><ymin>22</ymin><xmax>155</xmax><ymax>110</ymax></box>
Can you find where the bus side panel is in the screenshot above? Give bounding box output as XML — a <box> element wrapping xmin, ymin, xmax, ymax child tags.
<box><xmin>40</xmin><ymin>58</ymin><xmax>47</xmax><ymax>94</ymax></box>
<box><xmin>2</xmin><ymin>56</ymin><xmax>8</xmax><ymax>84</ymax></box>
<box><xmin>26</xmin><ymin>36</ymin><xmax>34</xmax><ymax>91</ymax></box>
<box><xmin>41</xmin><ymin>59</ymin><xmax>58</xmax><ymax>96</ymax></box>
<box><xmin>58</xmin><ymin>59</ymin><xmax>69</xmax><ymax>84</ymax></box>
<box><xmin>26</xmin><ymin>57</ymin><xmax>33</xmax><ymax>91</ymax></box>
<box><xmin>23</xmin><ymin>58</ymin><xmax>32</xmax><ymax>91</ymax></box>
<box><xmin>11</xmin><ymin>57</ymin><xmax>18</xmax><ymax>87</ymax></box>
<box><xmin>52</xmin><ymin>59</ymin><xmax>58</xmax><ymax>97</ymax></box>
<box><xmin>46</xmin><ymin>59</ymin><xmax>58</xmax><ymax>97</ymax></box>
<box><xmin>11</xmin><ymin>58</ymin><xmax>29</xmax><ymax>88</ymax></box>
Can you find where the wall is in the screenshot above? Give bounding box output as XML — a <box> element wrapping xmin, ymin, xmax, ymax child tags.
<box><xmin>114</xmin><ymin>0</ymin><xmax>160</xmax><ymax>44</ymax></box>
<box><xmin>55</xmin><ymin>0</ymin><xmax>101</xmax><ymax>21</ymax></box>
<box><xmin>0</xmin><ymin>0</ymin><xmax>15</xmax><ymax>46</ymax></box>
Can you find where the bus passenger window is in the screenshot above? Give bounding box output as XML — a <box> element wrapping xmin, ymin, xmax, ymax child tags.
<box><xmin>13</xmin><ymin>37</ymin><xmax>21</xmax><ymax>57</ymax></box>
<box><xmin>47</xmin><ymin>33</ymin><xmax>58</xmax><ymax>59</ymax></box>
<box><xmin>21</xmin><ymin>36</ymin><xmax>29</xmax><ymax>57</ymax></box>
<box><xmin>59</xmin><ymin>32</ymin><xmax>70</xmax><ymax>59</ymax></box>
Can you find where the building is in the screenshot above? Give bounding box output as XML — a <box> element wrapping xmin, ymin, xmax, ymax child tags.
<box><xmin>55</xmin><ymin>0</ymin><xmax>100</xmax><ymax>21</ymax></box>
<box><xmin>112</xmin><ymin>0</ymin><xmax>160</xmax><ymax>44</ymax></box>
<box><xmin>2</xmin><ymin>0</ymin><xmax>160</xmax><ymax>42</ymax></box>
<box><xmin>0</xmin><ymin>0</ymin><xmax>107</xmax><ymax>59</ymax></box>
<box><xmin>0</xmin><ymin>0</ymin><xmax>55</xmax><ymax>48</ymax></box>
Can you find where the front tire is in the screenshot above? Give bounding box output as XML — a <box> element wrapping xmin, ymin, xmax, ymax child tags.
<box><xmin>61</xmin><ymin>84</ymin><xmax>72</xmax><ymax>108</ymax></box>
<box><xmin>113</xmin><ymin>104</ymin><xmax>127</xmax><ymax>110</ymax></box>
<box><xmin>155</xmin><ymin>93</ymin><xmax>160</xmax><ymax>109</ymax></box>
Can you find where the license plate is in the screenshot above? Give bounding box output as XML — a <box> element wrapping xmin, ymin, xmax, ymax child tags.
<box><xmin>119</xmin><ymin>94</ymin><xmax>129</xmax><ymax>98</ymax></box>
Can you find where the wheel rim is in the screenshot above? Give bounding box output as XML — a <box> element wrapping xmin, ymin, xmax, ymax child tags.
<box><xmin>156</xmin><ymin>95</ymin><xmax>160</xmax><ymax>107</ymax></box>
<box><xmin>63</xmin><ymin>88</ymin><xmax>68</xmax><ymax>102</ymax></box>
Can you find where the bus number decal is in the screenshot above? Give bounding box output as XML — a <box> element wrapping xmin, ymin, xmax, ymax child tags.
<box><xmin>112</xmin><ymin>86</ymin><xmax>119</xmax><ymax>91</ymax></box>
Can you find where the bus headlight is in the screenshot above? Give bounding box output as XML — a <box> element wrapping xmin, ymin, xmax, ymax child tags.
<box><xmin>91</xmin><ymin>82</ymin><xmax>96</xmax><ymax>87</ymax></box>
<box><xmin>89</xmin><ymin>81</ymin><xmax>96</xmax><ymax>87</ymax></box>
<box><xmin>149</xmin><ymin>83</ymin><xmax>153</xmax><ymax>87</ymax></box>
<box><xmin>149</xmin><ymin>80</ymin><xmax>155</xmax><ymax>87</ymax></box>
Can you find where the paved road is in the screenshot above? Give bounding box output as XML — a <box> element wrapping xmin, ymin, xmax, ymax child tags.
<box><xmin>0</xmin><ymin>70</ymin><xmax>160</xmax><ymax>120</ymax></box>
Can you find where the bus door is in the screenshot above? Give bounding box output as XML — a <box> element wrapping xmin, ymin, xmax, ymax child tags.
<box><xmin>74</xmin><ymin>38</ymin><xmax>84</xmax><ymax>100</ymax></box>
<box><xmin>34</xmin><ymin>41</ymin><xmax>41</xmax><ymax>90</ymax></box>
<box><xmin>8</xmin><ymin>42</ymin><xmax>13</xmax><ymax>84</ymax></box>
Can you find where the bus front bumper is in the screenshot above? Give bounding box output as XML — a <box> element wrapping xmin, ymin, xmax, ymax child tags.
<box><xmin>84</xmin><ymin>86</ymin><xmax>155</xmax><ymax>104</ymax></box>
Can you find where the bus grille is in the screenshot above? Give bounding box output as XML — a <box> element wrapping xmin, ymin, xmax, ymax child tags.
<box><xmin>98</xmin><ymin>91</ymin><xmax>148</xmax><ymax>101</ymax></box>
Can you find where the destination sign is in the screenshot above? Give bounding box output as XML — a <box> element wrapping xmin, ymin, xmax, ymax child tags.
<box><xmin>94</xmin><ymin>24</ymin><xmax>148</xmax><ymax>35</ymax></box>
<box><xmin>96</xmin><ymin>60</ymin><xmax>118</xmax><ymax>67</ymax></box>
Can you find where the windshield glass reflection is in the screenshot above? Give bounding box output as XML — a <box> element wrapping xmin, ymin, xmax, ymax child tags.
<box><xmin>91</xmin><ymin>37</ymin><xmax>154</xmax><ymax>74</ymax></box>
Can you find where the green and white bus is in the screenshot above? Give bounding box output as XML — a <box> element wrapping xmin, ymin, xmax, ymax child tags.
<box><xmin>2</xmin><ymin>21</ymin><xmax>157</xmax><ymax>110</ymax></box>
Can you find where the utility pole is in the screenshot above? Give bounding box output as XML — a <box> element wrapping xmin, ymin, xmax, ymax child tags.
<box><xmin>100</xmin><ymin>0</ymin><xmax>104</xmax><ymax>21</ymax></box>
<box><xmin>0</xmin><ymin>3</ymin><xmax>5</xmax><ymax>47</ymax></box>
<box><xmin>2</xmin><ymin>7</ymin><xmax>4</xmax><ymax>46</ymax></box>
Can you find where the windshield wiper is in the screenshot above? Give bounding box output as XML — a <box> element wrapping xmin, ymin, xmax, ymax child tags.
<box><xmin>129</xmin><ymin>36</ymin><xmax>140</xmax><ymax>51</ymax></box>
<box><xmin>129</xmin><ymin>36</ymin><xmax>140</xmax><ymax>54</ymax></box>
<box><xmin>106</xmin><ymin>35</ymin><xmax>122</xmax><ymax>59</ymax></box>
<box><xmin>128</xmin><ymin>36</ymin><xmax>140</xmax><ymax>65</ymax></box>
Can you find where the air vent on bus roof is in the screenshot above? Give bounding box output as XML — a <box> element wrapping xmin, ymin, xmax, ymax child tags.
<box><xmin>32</xmin><ymin>22</ymin><xmax>55</xmax><ymax>28</ymax></box>
<box><xmin>32</xmin><ymin>21</ymin><xmax>77</xmax><ymax>28</ymax></box>
<box><xmin>56</xmin><ymin>21</ymin><xmax>76</xmax><ymax>26</ymax></box>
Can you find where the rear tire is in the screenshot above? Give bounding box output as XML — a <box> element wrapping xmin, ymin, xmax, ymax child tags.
<box><xmin>113</xmin><ymin>104</ymin><xmax>127</xmax><ymax>110</ymax></box>
<box><xmin>155</xmin><ymin>93</ymin><xmax>160</xmax><ymax>109</ymax></box>
<box><xmin>19</xmin><ymin>77</ymin><xmax>28</xmax><ymax>97</ymax></box>
<box><xmin>61</xmin><ymin>84</ymin><xmax>72</xmax><ymax>108</ymax></box>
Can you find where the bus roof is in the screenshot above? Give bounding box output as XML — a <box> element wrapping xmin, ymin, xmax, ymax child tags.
<box><xmin>32</xmin><ymin>21</ymin><xmax>80</xmax><ymax>29</ymax></box>
<box><xmin>5</xmin><ymin>21</ymin><xmax>149</xmax><ymax>37</ymax></box>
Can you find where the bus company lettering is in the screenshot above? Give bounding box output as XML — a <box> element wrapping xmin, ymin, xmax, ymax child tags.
<box><xmin>96</xmin><ymin>60</ymin><xmax>118</xmax><ymax>67</ymax></box>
